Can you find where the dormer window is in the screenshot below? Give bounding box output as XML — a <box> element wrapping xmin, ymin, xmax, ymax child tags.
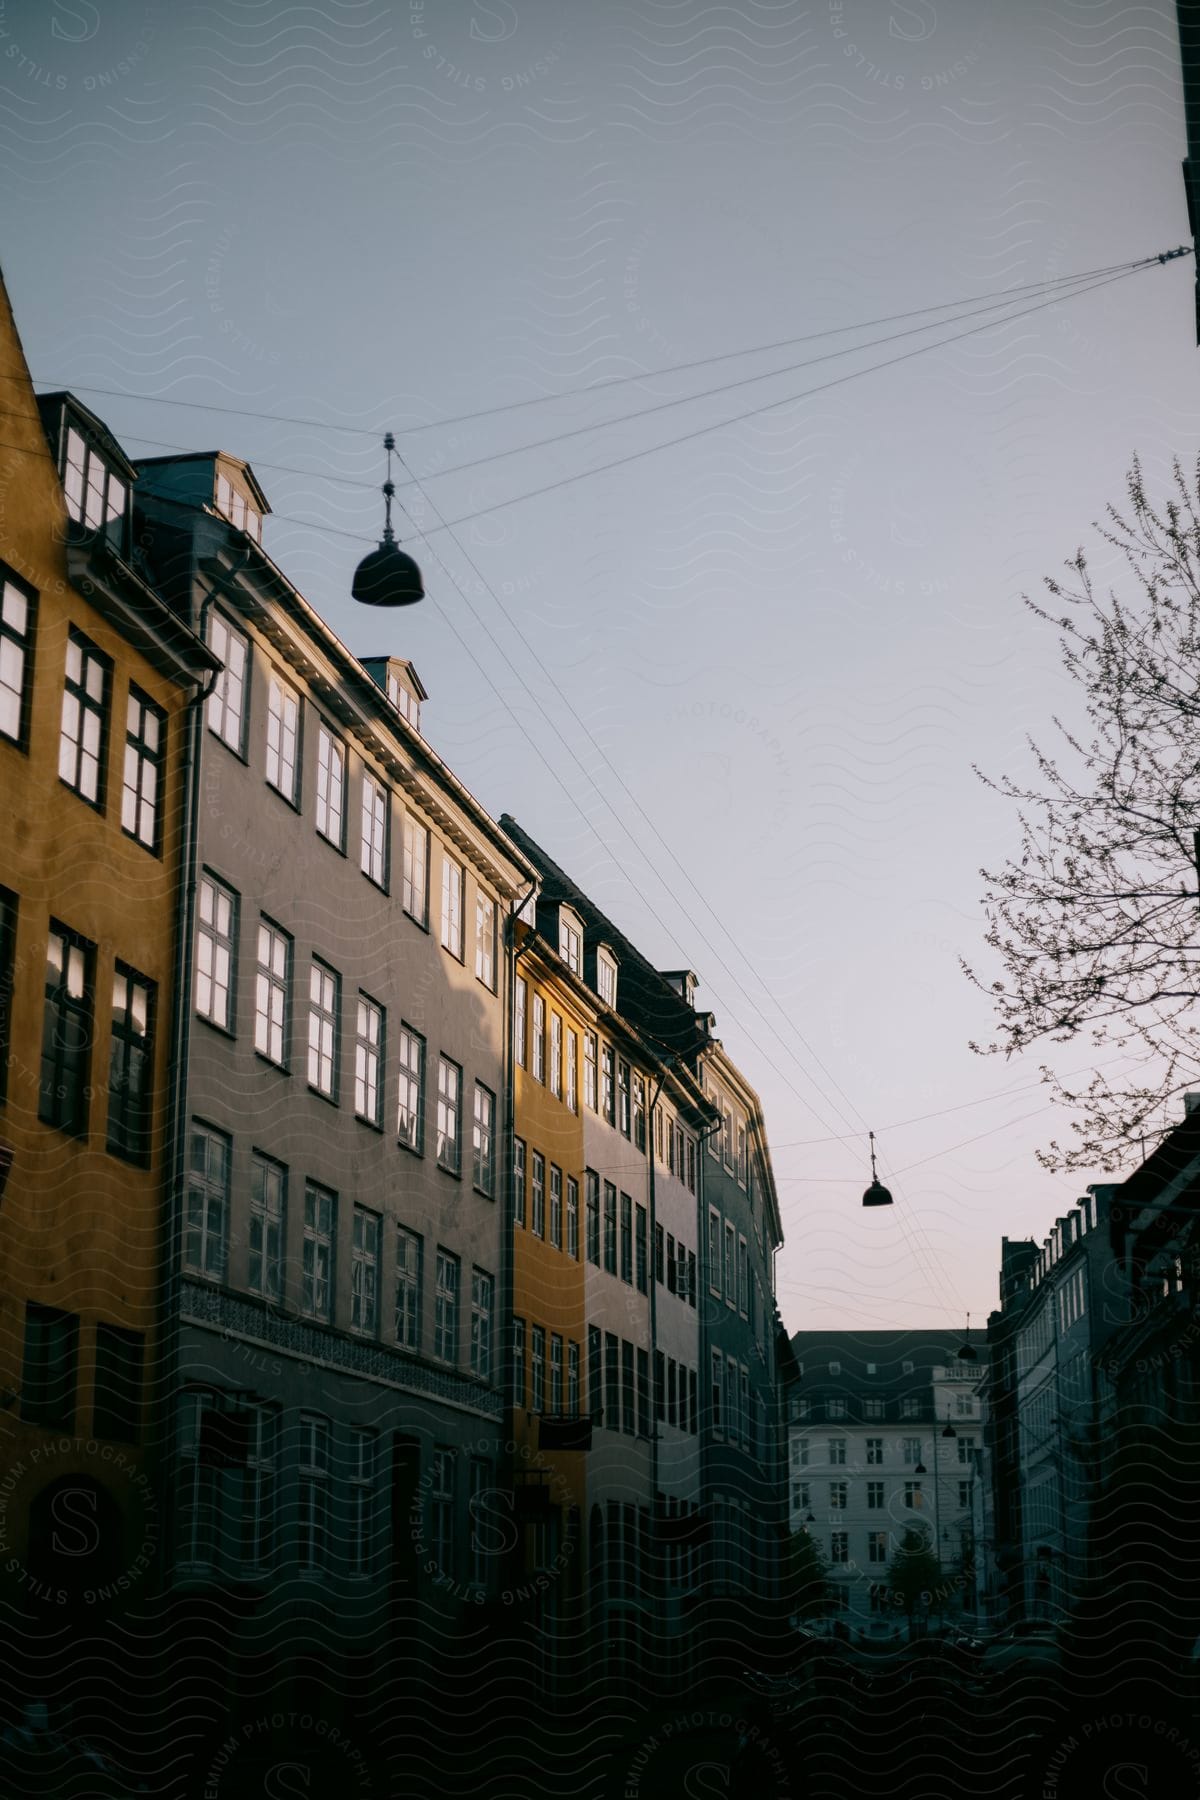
<box><xmin>559</xmin><ymin>908</ymin><xmax>583</xmax><ymax>976</ymax></box>
<box><xmin>63</xmin><ymin>426</ymin><xmax>128</xmax><ymax>552</ymax></box>
<box><xmin>215</xmin><ymin>472</ymin><xmax>262</xmax><ymax>543</ymax></box>
<box><xmin>596</xmin><ymin>948</ymin><xmax>617</xmax><ymax>1009</ymax></box>
<box><xmin>385</xmin><ymin>672</ymin><xmax>421</xmax><ymax>732</ymax></box>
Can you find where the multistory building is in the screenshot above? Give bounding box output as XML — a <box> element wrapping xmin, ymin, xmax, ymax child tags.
<box><xmin>134</xmin><ymin>450</ymin><xmax>534</xmax><ymax>1770</ymax></box>
<box><xmin>0</xmin><ymin>273</ymin><xmax>214</xmax><ymax>1756</ymax></box>
<box><xmin>787</xmin><ymin>1331</ymin><xmax>986</xmax><ymax>1636</ymax></box>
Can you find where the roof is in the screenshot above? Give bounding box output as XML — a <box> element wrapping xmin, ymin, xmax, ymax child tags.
<box><xmin>790</xmin><ymin>1328</ymin><xmax>985</xmax><ymax>1405</ymax></box>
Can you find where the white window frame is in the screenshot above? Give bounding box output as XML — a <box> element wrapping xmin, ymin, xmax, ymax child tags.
<box><xmin>566</xmin><ymin>1028</ymin><xmax>578</xmax><ymax>1112</ymax></box>
<box><xmin>315</xmin><ymin>725</ymin><xmax>345</xmax><ymax>848</ymax></box>
<box><xmin>434</xmin><ymin>1249</ymin><xmax>460</xmax><ymax>1362</ymax></box>
<box><xmin>403</xmin><ymin>817</ymin><xmax>429</xmax><ymax>926</ymax></box>
<box><xmin>437</xmin><ymin>1055</ymin><xmax>461</xmax><ymax>1174</ymax></box>
<box><xmin>396</xmin><ymin>1026</ymin><xmax>424</xmax><ymax>1152</ymax></box>
<box><xmin>186</xmin><ymin>1122</ymin><xmax>230</xmax><ymax>1281</ymax></box>
<box><xmin>196</xmin><ymin>873</ymin><xmax>236</xmax><ymax>1031</ymax></box>
<box><xmin>265</xmin><ymin>670</ymin><xmax>300</xmax><ymax>804</ymax></box>
<box><xmin>596</xmin><ymin>948</ymin><xmax>617</xmax><ymax>1008</ymax></box>
<box><xmin>440</xmin><ymin>853</ymin><xmax>464</xmax><ymax>959</ymax></box>
<box><xmin>474</xmin><ymin>891</ymin><xmax>496</xmax><ymax>990</ymax></box>
<box><xmin>360</xmin><ymin>772</ymin><xmax>389</xmax><ymax>888</ymax></box>
<box><xmin>206</xmin><ymin>611</ymin><xmax>249</xmax><ymax>755</ymax></box>
<box><xmin>472</xmin><ymin>1082</ymin><xmax>495</xmax><ymax>1195</ymax></box>
<box><xmin>248</xmin><ymin>1153</ymin><xmax>285</xmax><ymax>1302</ymax></box>
<box><xmin>395</xmin><ymin>1226</ymin><xmax>422</xmax><ymax>1350</ymax></box>
<box><xmin>559</xmin><ymin>907</ymin><xmax>583</xmax><ymax>975</ymax></box>
<box><xmin>307</xmin><ymin>959</ymin><xmax>339</xmax><ymax>1099</ymax></box>
<box><xmin>351</xmin><ymin>1207</ymin><xmax>380</xmax><ymax>1336</ymax></box>
<box><xmin>302</xmin><ymin>1183</ymin><xmax>335</xmax><ymax>1323</ymax></box>
<box><xmin>531</xmin><ymin>993</ymin><xmax>546</xmax><ymax>1083</ymax></box>
<box><xmin>514</xmin><ymin>977</ymin><xmax>527</xmax><ymax>1068</ymax></box>
<box><xmin>549</xmin><ymin>1012</ymin><xmax>562</xmax><ymax>1099</ymax></box>
<box><xmin>254</xmin><ymin>918</ymin><xmax>289</xmax><ymax>1066</ymax></box>
<box><xmin>354</xmin><ymin>994</ymin><xmax>383</xmax><ymax>1126</ymax></box>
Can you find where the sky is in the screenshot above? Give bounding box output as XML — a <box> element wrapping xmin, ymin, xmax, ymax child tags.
<box><xmin>2</xmin><ymin>0</ymin><xmax>1196</xmax><ymax>1334</ymax></box>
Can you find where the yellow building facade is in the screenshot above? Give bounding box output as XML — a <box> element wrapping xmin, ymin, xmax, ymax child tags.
<box><xmin>509</xmin><ymin>927</ymin><xmax>589</xmax><ymax>1664</ymax></box>
<box><xmin>0</xmin><ymin>270</ymin><xmax>212</xmax><ymax>1732</ymax></box>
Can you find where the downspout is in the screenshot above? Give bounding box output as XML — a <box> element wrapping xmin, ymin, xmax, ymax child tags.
<box><xmin>157</xmin><ymin>549</ymin><xmax>249</xmax><ymax>1592</ymax></box>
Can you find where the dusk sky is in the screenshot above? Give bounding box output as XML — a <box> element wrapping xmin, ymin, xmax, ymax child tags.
<box><xmin>2</xmin><ymin>0</ymin><xmax>1194</xmax><ymax>1334</ymax></box>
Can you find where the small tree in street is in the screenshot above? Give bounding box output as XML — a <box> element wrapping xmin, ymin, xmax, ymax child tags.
<box><xmin>886</xmin><ymin>1527</ymin><xmax>943</xmax><ymax>1639</ymax></box>
<box><xmin>782</xmin><ymin>1528</ymin><xmax>830</xmax><ymax>1623</ymax></box>
<box><xmin>967</xmin><ymin>456</ymin><xmax>1200</xmax><ymax>1171</ymax></box>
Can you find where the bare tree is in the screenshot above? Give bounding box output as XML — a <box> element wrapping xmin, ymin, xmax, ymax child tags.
<box><xmin>966</xmin><ymin>455</ymin><xmax>1200</xmax><ymax>1172</ymax></box>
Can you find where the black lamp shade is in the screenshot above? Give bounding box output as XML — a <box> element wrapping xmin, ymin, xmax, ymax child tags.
<box><xmin>352</xmin><ymin>539</ymin><xmax>424</xmax><ymax>607</ymax></box>
<box><xmin>862</xmin><ymin>1180</ymin><xmax>894</xmax><ymax>1208</ymax></box>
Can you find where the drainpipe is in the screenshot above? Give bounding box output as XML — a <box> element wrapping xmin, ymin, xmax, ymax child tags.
<box><xmin>156</xmin><ymin>549</ymin><xmax>249</xmax><ymax>1592</ymax></box>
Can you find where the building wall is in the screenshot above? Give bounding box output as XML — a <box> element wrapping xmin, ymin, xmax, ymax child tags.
<box><xmin>0</xmin><ymin>283</ymin><xmax>200</xmax><ymax>1647</ymax></box>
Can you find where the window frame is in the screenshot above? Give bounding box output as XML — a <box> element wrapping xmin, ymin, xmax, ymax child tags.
<box><xmin>354</xmin><ymin>993</ymin><xmax>384</xmax><ymax>1128</ymax></box>
<box><xmin>121</xmin><ymin>685</ymin><xmax>166</xmax><ymax>854</ymax></box>
<box><xmin>306</xmin><ymin>957</ymin><xmax>340</xmax><ymax>1101</ymax></box>
<box><xmin>264</xmin><ymin>668</ymin><xmax>301</xmax><ymax>806</ymax></box>
<box><xmin>436</xmin><ymin>1055</ymin><xmax>462</xmax><ymax>1175</ymax></box>
<box><xmin>105</xmin><ymin>962</ymin><xmax>155</xmax><ymax>1166</ymax></box>
<box><xmin>58</xmin><ymin>627</ymin><xmax>110</xmax><ymax>810</ymax></box>
<box><xmin>195</xmin><ymin>872</ymin><xmax>238</xmax><ymax>1034</ymax></box>
<box><xmin>301</xmin><ymin>1182</ymin><xmax>336</xmax><ymax>1323</ymax></box>
<box><xmin>351</xmin><ymin>1206</ymin><xmax>381</xmax><ymax>1336</ymax></box>
<box><xmin>396</xmin><ymin>1025</ymin><xmax>425</xmax><ymax>1153</ymax></box>
<box><xmin>254</xmin><ymin>917</ymin><xmax>291</xmax><ymax>1068</ymax></box>
<box><xmin>402</xmin><ymin>817</ymin><xmax>430</xmax><ymax>927</ymax></box>
<box><xmin>360</xmin><ymin>770</ymin><xmax>390</xmax><ymax>889</ymax></box>
<box><xmin>314</xmin><ymin>723</ymin><xmax>346</xmax><ymax>851</ymax></box>
<box><xmin>472</xmin><ymin>1081</ymin><xmax>495</xmax><ymax>1196</ymax></box>
<box><xmin>0</xmin><ymin>564</ymin><xmax>36</xmax><ymax>750</ymax></box>
<box><xmin>248</xmin><ymin>1151</ymin><xmax>286</xmax><ymax>1303</ymax></box>
<box><xmin>440</xmin><ymin>852</ymin><xmax>464</xmax><ymax>960</ymax></box>
<box><xmin>38</xmin><ymin>922</ymin><xmax>95</xmax><ymax>1138</ymax></box>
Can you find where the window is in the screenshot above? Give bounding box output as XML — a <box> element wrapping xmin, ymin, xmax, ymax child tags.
<box><xmin>902</xmin><ymin>1361</ymin><xmax>914</xmax><ymax>1374</ymax></box>
<box><xmin>866</xmin><ymin>1438</ymin><xmax>883</xmax><ymax>1465</ymax></box>
<box><xmin>903</xmin><ymin>1437</ymin><xmax>922</xmax><ymax>1465</ymax></box>
<box><xmin>688</xmin><ymin>1252</ymin><xmax>697</xmax><ymax>1309</ymax></box>
<box><xmin>635</xmin><ymin>1206</ymin><xmax>648</xmax><ymax>1294</ymax></box>
<box><xmin>617</xmin><ymin>1060</ymin><xmax>630</xmax><ymax>1136</ymax></box>
<box><xmin>829</xmin><ymin>1481</ymin><xmax>847</xmax><ymax>1510</ymax></box>
<box><xmin>867</xmin><ymin>1481</ymin><xmax>885</xmax><ymax>1510</ymax></box>
<box><xmin>866</xmin><ymin>1362</ymin><xmax>878</xmax><ymax>1375</ymax></box>
<box><xmin>254</xmin><ymin>919</ymin><xmax>289</xmax><ymax>1066</ymax></box>
<box><xmin>724</xmin><ymin>1223</ymin><xmax>736</xmax><ymax>1304</ymax></box>
<box><xmin>471</xmin><ymin>1083</ymin><xmax>495</xmax><ymax>1195</ymax></box>
<box><xmin>588</xmin><ymin>1325</ymin><xmax>602</xmax><ymax>1418</ymax></box>
<box><xmin>863</xmin><ymin>1398</ymin><xmax>885</xmax><ymax>1420</ymax></box>
<box><xmin>566</xmin><ymin>1176</ymin><xmax>579</xmax><ymax>1259</ymax></box>
<box><xmin>302</xmin><ymin>1184</ymin><xmax>336</xmax><ymax>1322</ymax></box>
<box><xmin>550</xmin><ymin>1334</ymin><xmax>563</xmax><ymax>1411</ymax></box>
<box><xmin>403</xmin><ymin>818</ymin><xmax>429</xmax><ymax>925</ymax></box>
<box><xmin>396</xmin><ymin>1026</ymin><xmax>424</xmax><ymax>1152</ymax></box>
<box><xmin>429</xmin><ymin>1448</ymin><xmax>454</xmax><ymax>1578</ymax></box>
<box><xmin>559</xmin><ymin>908</ymin><xmax>582</xmax><ymax>974</ymax></box>
<box><xmin>711</xmin><ymin>1350</ymin><xmax>724</xmax><ymax>1432</ymax></box>
<box><xmin>828</xmin><ymin>1438</ymin><xmax>846</xmax><ymax>1465</ymax></box>
<box><xmin>348</xmin><ymin>1429</ymin><xmax>377</xmax><ymax>1578</ymax></box>
<box><xmin>436</xmin><ymin>1056</ymin><xmax>461</xmax><ymax>1174</ymax></box>
<box><xmin>622</xmin><ymin>1341</ymin><xmax>635</xmax><ymax>1435</ymax></box>
<box><xmin>685</xmin><ymin>1135</ymin><xmax>696</xmax><ymax>1192</ymax></box>
<box><xmin>620</xmin><ymin>1192</ymin><xmax>633</xmax><ymax>1285</ymax></box>
<box><xmin>38</xmin><ymin>925</ymin><xmax>94</xmax><ymax>1136</ymax></box>
<box><xmin>637</xmin><ymin>1348</ymin><xmax>650</xmax><ymax>1438</ymax></box>
<box><xmin>708</xmin><ymin>1210</ymin><xmax>721</xmax><ymax>1292</ymax></box>
<box><xmin>59</xmin><ymin>630</ymin><xmax>109</xmax><ymax>806</ymax></box>
<box><xmin>900</xmin><ymin>1396</ymin><xmax>920</xmax><ymax>1420</ymax></box>
<box><xmin>440</xmin><ymin>854</ymin><xmax>464</xmax><ymax>958</ymax></box>
<box><xmin>196</xmin><ymin>874</ymin><xmax>236</xmax><ymax>1031</ymax></box>
<box><xmin>395</xmin><ymin>1226</ymin><xmax>422</xmax><ymax>1350</ymax></box>
<box><xmin>265</xmin><ymin>672</ymin><xmax>300</xmax><ymax>804</ymax></box>
<box><xmin>351</xmin><ymin>1208</ymin><xmax>380</xmax><ymax>1335</ymax></box>
<box><xmin>0</xmin><ymin>567</ymin><xmax>34</xmax><ymax>746</ymax></box>
<box><xmin>513</xmin><ymin>1138</ymin><xmax>526</xmax><ymax>1228</ymax></box>
<box><xmin>531</xmin><ymin>1326</ymin><xmax>546</xmax><ymax>1411</ymax></box>
<box><xmin>738</xmin><ymin>1238</ymin><xmax>748</xmax><ymax>1316</ymax></box>
<box><xmin>905</xmin><ymin>1483</ymin><xmax>923</xmax><ymax>1509</ymax></box>
<box><xmin>955</xmin><ymin>1394</ymin><xmax>975</xmax><ymax>1417</ymax></box>
<box><xmin>601</xmin><ymin>1045</ymin><xmax>614</xmax><ymax>1124</ymax></box>
<box><xmin>868</xmin><ymin>1531</ymin><xmax>888</xmax><ymax>1565</ymax></box>
<box><xmin>512</xmin><ymin>1318</ymin><xmax>527</xmax><ymax>1406</ymax></box>
<box><xmin>632</xmin><ymin>1072</ymin><xmax>646</xmax><ymax>1149</ymax></box>
<box><xmin>737</xmin><ymin>1123</ymin><xmax>747</xmax><ymax>1186</ymax></box>
<box><xmin>549</xmin><ymin>1164</ymin><xmax>563</xmax><ymax>1249</ymax></box>
<box><xmin>248</xmin><ymin>1154</ymin><xmax>285</xmax><ymax>1302</ymax></box>
<box><xmin>121</xmin><ymin>687</ymin><xmax>164</xmax><ymax>851</ymax></box>
<box><xmin>791</xmin><ymin>1480</ymin><xmax>810</xmax><ymax>1514</ymax></box>
<box><xmin>214</xmin><ymin>471</ymin><xmax>262</xmax><ymax>542</ymax></box>
<box><xmin>531</xmin><ymin>1152</ymin><xmax>546</xmax><ymax>1238</ymax></box>
<box><xmin>186</xmin><ymin>1123</ymin><xmax>229</xmax><ymax>1280</ymax></box>
<box><xmin>586</xmin><ymin>1170</ymin><xmax>600</xmax><ymax>1264</ymax></box>
<box><xmin>514</xmin><ymin>978</ymin><xmax>527</xmax><ymax>1068</ymax></box>
<box><xmin>531</xmin><ymin>994</ymin><xmax>546</xmax><ymax>1083</ymax></box>
<box><xmin>307</xmin><ymin>960</ymin><xmax>339</xmax><ymax>1098</ymax></box>
<box><xmin>470</xmin><ymin>1269</ymin><xmax>493</xmax><ymax>1382</ymax></box>
<box><xmin>549</xmin><ymin>1012</ymin><xmax>563</xmax><ymax>1098</ymax></box>
<box><xmin>93</xmin><ymin>1324</ymin><xmax>143</xmax><ymax>1443</ymax></box>
<box><xmin>603</xmin><ymin>1183</ymin><xmax>617</xmax><ymax>1275</ymax></box>
<box><xmin>474</xmin><ymin>892</ymin><xmax>496</xmax><ymax>989</ymax></box>
<box><xmin>315</xmin><ymin>726</ymin><xmax>345</xmax><ymax>848</ymax></box>
<box><xmin>360</xmin><ymin>773</ymin><xmax>388</xmax><ymax>887</ymax></box>
<box><xmin>584</xmin><ymin>1031</ymin><xmax>597</xmax><ymax>1110</ymax></box>
<box><xmin>22</xmin><ymin>1303</ymin><xmax>79</xmax><ymax>1429</ymax></box>
<box><xmin>959</xmin><ymin>1480</ymin><xmax>973</xmax><ymax>1510</ymax></box>
<box><xmin>298</xmin><ymin>1415</ymin><xmax>330</xmax><ymax>1572</ymax></box>
<box><xmin>566</xmin><ymin>1029</ymin><xmax>578</xmax><ymax>1112</ymax></box>
<box><xmin>568</xmin><ymin>1341</ymin><xmax>580</xmax><ymax>1412</ymax></box>
<box><xmin>830</xmin><ymin>1532</ymin><xmax>849</xmax><ymax>1565</ymax></box>
<box><xmin>827</xmin><ymin>1397</ymin><xmax>847</xmax><ymax>1420</ymax></box>
<box><xmin>62</xmin><ymin>425</ymin><xmax>124</xmax><ymax>540</ymax></box>
<box><xmin>353</xmin><ymin>995</ymin><xmax>383</xmax><ymax>1127</ymax></box>
<box><xmin>793</xmin><ymin>1438</ymin><xmax>810</xmax><ymax>1468</ymax></box>
<box><xmin>596</xmin><ymin>949</ymin><xmax>617</xmax><ymax>1008</ymax></box>
<box><xmin>957</xmin><ymin>1435</ymin><xmax>977</xmax><ymax>1466</ymax></box>
<box><xmin>106</xmin><ymin>963</ymin><xmax>154</xmax><ymax>1164</ymax></box>
<box><xmin>605</xmin><ymin>1333</ymin><xmax>620</xmax><ymax>1428</ymax></box>
<box><xmin>434</xmin><ymin>1249</ymin><xmax>459</xmax><ymax>1361</ymax></box>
